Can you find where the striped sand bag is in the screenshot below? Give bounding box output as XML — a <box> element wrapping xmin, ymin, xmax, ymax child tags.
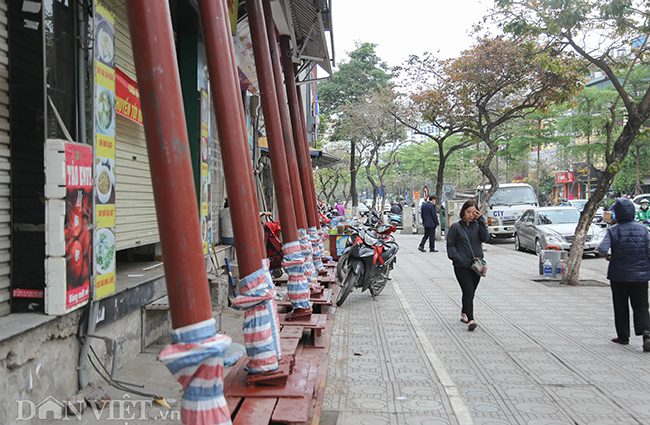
<box><xmin>231</xmin><ymin>259</ymin><xmax>282</xmax><ymax>373</ymax></box>
<box><xmin>159</xmin><ymin>318</ymin><xmax>232</xmax><ymax>425</ymax></box>
<box><xmin>310</xmin><ymin>226</ymin><xmax>323</xmax><ymax>273</ymax></box>
<box><xmin>283</xmin><ymin>239</ymin><xmax>312</xmax><ymax>308</ymax></box>
<box><xmin>299</xmin><ymin>228</ymin><xmax>317</xmax><ymax>290</ymax></box>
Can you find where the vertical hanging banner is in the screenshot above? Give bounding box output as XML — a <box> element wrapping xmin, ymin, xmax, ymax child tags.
<box><xmin>94</xmin><ymin>2</ymin><xmax>117</xmax><ymax>300</ymax></box>
<box><xmin>200</xmin><ymin>89</ymin><xmax>211</xmax><ymax>254</ymax></box>
<box><xmin>65</xmin><ymin>143</ymin><xmax>94</xmax><ymax>310</ymax></box>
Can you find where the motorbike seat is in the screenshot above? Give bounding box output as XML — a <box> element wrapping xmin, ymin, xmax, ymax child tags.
<box><xmin>381</xmin><ymin>243</ymin><xmax>398</xmax><ymax>261</ymax></box>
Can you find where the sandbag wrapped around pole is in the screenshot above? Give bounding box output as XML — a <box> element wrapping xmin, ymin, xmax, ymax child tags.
<box><xmin>299</xmin><ymin>228</ymin><xmax>317</xmax><ymax>290</ymax></box>
<box><xmin>231</xmin><ymin>259</ymin><xmax>282</xmax><ymax>373</ymax></box>
<box><xmin>159</xmin><ymin>319</ymin><xmax>231</xmax><ymax>425</ymax></box>
<box><xmin>310</xmin><ymin>227</ymin><xmax>324</xmax><ymax>273</ymax></box>
<box><xmin>283</xmin><ymin>240</ymin><xmax>313</xmax><ymax>308</ymax></box>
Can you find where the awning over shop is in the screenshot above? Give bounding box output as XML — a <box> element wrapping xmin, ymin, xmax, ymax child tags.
<box><xmin>282</xmin><ymin>0</ymin><xmax>333</xmax><ymax>76</ymax></box>
<box><xmin>259</xmin><ymin>146</ymin><xmax>341</xmax><ymax>168</ymax></box>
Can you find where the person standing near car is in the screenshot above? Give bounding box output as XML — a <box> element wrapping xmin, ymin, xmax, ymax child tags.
<box><xmin>418</xmin><ymin>195</ymin><xmax>440</xmax><ymax>252</ymax></box>
<box><xmin>447</xmin><ymin>200</ymin><xmax>489</xmax><ymax>331</ymax></box>
<box><xmin>597</xmin><ymin>198</ymin><xmax>650</xmax><ymax>351</ymax></box>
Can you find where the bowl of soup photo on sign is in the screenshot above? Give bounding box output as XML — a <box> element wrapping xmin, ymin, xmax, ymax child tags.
<box><xmin>96</xmin><ymin>20</ymin><xmax>115</xmax><ymax>68</ymax></box>
<box><xmin>96</xmin><ymin>164</ymin><xmax>114</xmax><ymax>204</ymax></box>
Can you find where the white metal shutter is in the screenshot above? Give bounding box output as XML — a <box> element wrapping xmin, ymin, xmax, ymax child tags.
<box><xmin>0</xmin><ymin>0</ymin><xmax>9</xmax><ymax>317</ymax></box>
<box><xmin>104</xmin><ymin>0</ymin><xmax>159</xmax><ymax>250</ymax></box>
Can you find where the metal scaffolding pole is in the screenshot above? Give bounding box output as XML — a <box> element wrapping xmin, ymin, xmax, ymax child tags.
<box><xmin>247</xmin><ymin>0</ymin><xmax>313</xmax><ymax>314</ymax></box>
<box><xmin>125</xmin><ymin>2</ymin><xmax>233</xmax><ymax>423</ymax></box>
<box><xmin>262</xmin><ymin>0</ymin><xmax>308</xmax><ymax>232</ymax></box>
<box><xmin>280</xmin><ymin>35</ymin><xmax>318</xmax><ymax>229</ymax></box>
<box><xmin>124</xmin><ymin>1</ymin><xmax>212</xmax><ymax>330</ymax></box>
<box><xmin>245</xmin><ymin>0</ymin><xmax>298</xmax><ymax>243</ymax></box>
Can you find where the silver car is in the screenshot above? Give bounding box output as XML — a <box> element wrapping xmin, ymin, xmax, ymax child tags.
<box><xmin>514</xmin><ymin>206</ymin><xmax>606</xmax><ymax>256</ymax></box>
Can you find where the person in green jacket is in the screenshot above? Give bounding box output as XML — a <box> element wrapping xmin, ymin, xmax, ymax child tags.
<box><xmin>636</xmin><ymin>200</ymin><xmax>650</xmax><ymax>224</ymax></box>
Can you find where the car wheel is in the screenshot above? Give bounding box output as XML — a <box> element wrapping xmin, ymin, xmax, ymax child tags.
<box><xmin>514</xmin><ymin>234</ymin><xmax>525</xmax><ymax>252</ymax></box>
<box><xmin>535</xmin><ymin>239</ymin><xmax>543</xmax><ymax>256</ymax></box>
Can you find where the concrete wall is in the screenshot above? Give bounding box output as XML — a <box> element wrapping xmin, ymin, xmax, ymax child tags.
<box><xmin>0</xmin><ymin>307</ymin><xmax>169</xmax><ymax>425</ymax></box>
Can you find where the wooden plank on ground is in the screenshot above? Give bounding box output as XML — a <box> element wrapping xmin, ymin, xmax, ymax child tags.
<box><xmin>232</xmin><ymin>397</ymin><xmax>277</xmax><ymax>425</ymax></box>
<box><xmin>281</xmin><ymin>337</ymin><xmax>300</xmax><ymax>356</ymax></box>
<box><xmin>272</xmin><ymin>397</ymin><xmax>311</xmax><ymax>423</ymax></box>
<box><xmin>226</xmin><ymin>396</ymin><xmax>241</xmax><ymax>418</ymax></box>
<box><xmin>280</xmin><ymin>325</ymin><xmax>304</xmax><ymax>338</ymax></box>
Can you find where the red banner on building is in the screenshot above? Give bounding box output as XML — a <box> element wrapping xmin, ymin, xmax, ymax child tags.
<box><xmin>115</xmin><ymin>67</ymin><xmax>142</xmax><ymax>125</ymax></box>
<box><xmin>556</xmin><ymin>171</ymin><xmax>574</xmax><ymax>183</ymax></box>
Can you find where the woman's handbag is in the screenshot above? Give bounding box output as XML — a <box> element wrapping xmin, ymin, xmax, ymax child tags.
<box><xmin>461</xmin><ymin>226</ymin><xmax>487</xmax><ymax>277</ymax></box>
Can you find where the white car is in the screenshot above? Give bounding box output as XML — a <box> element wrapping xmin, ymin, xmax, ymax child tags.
<box><xmin>567</xmin><ymin>199</ymin><xmax>605</xmax><ymax>223</ymax></box>
<box><xmin>633</xmin><ymin>194</ymin><xmax>650</xmax><ymax>210</ymax></box>
<box><xmin>514</xmin><ymin>206</ymin><xmax>605</xmax><ymax>256</ymax></box>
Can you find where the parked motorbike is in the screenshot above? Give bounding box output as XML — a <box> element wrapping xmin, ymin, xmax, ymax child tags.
<box><xmin>336</xmin><ymin>224</ymin><xmax>399</xmax><ymax>306</ymax></box>
<box><xmin>336</xmin><ymin>221</ymin><xmax>396</xmax><ymax>282</ymax></box>
<box><xmin>388</xmin><ymin>213</ymin><xmax>402</xmax><ymax>227</ymax></box>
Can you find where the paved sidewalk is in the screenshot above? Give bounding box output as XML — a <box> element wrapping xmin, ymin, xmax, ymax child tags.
<box><xmin>324</xmin><ymin>233</ymin><xmax>650</xmax><ymax>425</ymax></box>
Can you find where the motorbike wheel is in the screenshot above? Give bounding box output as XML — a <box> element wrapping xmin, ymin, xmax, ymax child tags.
<box><xmin>370</xmin><ymin>260</ymin><xmax>392</xmax><ymax>297</ymax></box>
<box><xmin>336</xmin><ymin>270</ymin><xmax>359</xmax><ymax>307</ymax></box>
<box><xmin>336</xmin><ymin>253</ymin><xmax>350</xmax><ymax>283</ymax></box>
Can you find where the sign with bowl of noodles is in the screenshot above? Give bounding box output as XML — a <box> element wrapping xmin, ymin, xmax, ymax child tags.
<box><xmin>95</xmin><ymin>228</ymin><xmax>116</xmax><ymax>275</ymax></box>
<box><xmin>93</xmin><ymin>1</ymin><xmax>116</xmax><ymax>301</ymax></box>
<box><xmin>95</xmin><ymin>162</ymin><xmax>114</xmax><ymax>204</ymax></box>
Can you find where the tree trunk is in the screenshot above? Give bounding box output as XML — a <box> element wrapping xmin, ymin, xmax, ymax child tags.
<box><xmin>350</xmin><ymin>140</ymin><xmax>358</xmax><ymax>207</ymax></box>
<box><xmin>561</xmin><ymin>114</ymin><xmax>648</xmax><ymax>285</ymax></box>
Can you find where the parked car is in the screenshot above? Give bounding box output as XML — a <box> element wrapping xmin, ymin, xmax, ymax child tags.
<box><xmin>633</xmin><ymin>194</ymin><xmax>650</xmax><ymax>210</ymax></box>
<box><xmin>567</xmin><ymin>199</ymin><xmax>605</xmax><ymax>223</ymax></box>
<box><xmin>357</xmin><ymin>202</ymin><xmax>370</xmax><ymax>217</ymax></box>
<box><xmin>513</xmin><ymin>206</ymin><xmax>605</xmax><ymax>256</ymax></box>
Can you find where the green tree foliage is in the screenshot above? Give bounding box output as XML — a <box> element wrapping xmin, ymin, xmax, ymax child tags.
<box><xmin>318</xmin><ymin>42</ymin><xmax>393</xmax><ymax>207</ymax></box>
<box><xmin>496</xmin><ymin>0</ymin><xmax>650</xmax><ymax>284</ymax></box>
<box><xmin>443</xmin><ymin>35</ymin><xmax>584</xmax><ymax>210</ymax></box>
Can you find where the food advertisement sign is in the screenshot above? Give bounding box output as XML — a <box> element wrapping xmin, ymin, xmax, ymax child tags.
<box><xmin>94</xmin><ymin>2</ymin><xmax>116</xmax><ymax>300</ymax></box>
<box><xmin>200</xmin><ymin>89</ymin><xmax>211</xmax><ymax>254</ymax></box>
<box><xmin>65</xmin><ymin>143</ymin><xmax>93</xmax><ymax>310</ymax></box>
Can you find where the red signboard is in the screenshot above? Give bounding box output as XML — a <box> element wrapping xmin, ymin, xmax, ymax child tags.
<box><xmin>115</xmin><ymin>67</ymin><xmax>143</xmax><ymax>125</ymax></box>
<box><xmin>65</xmin><ymin>143</ymin><xmax>93</xmax><ymax>310</ymax></box>
<box><xmin>422</xmin><ymin>186</ymin><xmax>429</xmax><ymax>200</ymax></box>
<box><xmin>555</xmin><ymin>171</ymin><xmax>574</xmax><ymax>183</ymax></box>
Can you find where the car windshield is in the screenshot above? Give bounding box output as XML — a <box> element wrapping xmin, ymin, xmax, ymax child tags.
<box><xmin>570</xmin><ymin>200</ymin><xmax>587</xmax><ymax>211</ymax></box>
<box><xmin>538</xmin><ymin>209</ymin><xmax>580</xmax><ymax>225</ymax></box>
<box><xmin>490</xmin><ymin>186</ymin><xmax>537</xmax><ymax>206</ymax></box>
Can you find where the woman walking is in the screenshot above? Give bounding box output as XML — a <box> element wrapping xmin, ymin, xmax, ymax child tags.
<box><xmin>447</xmin><ymin>200</ymin><xmax>489</xmax><ymax>331</ymax></box>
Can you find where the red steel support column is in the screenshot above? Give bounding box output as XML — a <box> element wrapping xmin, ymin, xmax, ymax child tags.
<box><xmin>246</xmin><ymin>0</ymin><xmax>299</xmax><ymax>243</ymax></box>
<box><xmin>295</xmin><ymin>80</ymin><xmax>321</xmax><ymax>229</ymax></box>
<box><xmin>262</xmin><ymin>0</ymin><xmax>308</xmax><ymax>231</ymax></box>
<box><xmin>280</xmin><ymin>36</ymin><xmax>318</xmax><ymax>229</ymax></box>
<box><xmin>196</xmin><ymin>0</ymin><xmax>267</xmax><ymax>279</ymax></box>
<box><xmin>125</xmin><ymin>2</ymin><xmax>211</xmax><ymax>329</ymax></box>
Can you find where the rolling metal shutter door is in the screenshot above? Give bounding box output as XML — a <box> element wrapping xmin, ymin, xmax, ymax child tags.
<box><xmin>0</xmin><ymin>0</ymin><xmax>9</xmax><ymax>317</ymax></box>
<box><xmin>106</xmin><ymin>0</ymin><xmax>159</xmax><ymax>250</ymax></box>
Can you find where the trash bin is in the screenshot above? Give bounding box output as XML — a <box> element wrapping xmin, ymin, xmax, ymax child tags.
<box><xmin>538</xmin><ymin>249</ymin><xmax>568</xmax><ymax>278</ymax></box>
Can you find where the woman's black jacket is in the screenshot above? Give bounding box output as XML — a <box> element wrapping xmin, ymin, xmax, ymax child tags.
<box><xmin>446</xmin><ymin>216</ymin><xmax>490</xmax><ymax>269</ymax></box>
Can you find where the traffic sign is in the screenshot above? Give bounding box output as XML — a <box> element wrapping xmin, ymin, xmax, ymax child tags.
<box><xmin>423</xmin><ymin>186</ymin><xmax>429</xmax><ymax>200</ymax></box>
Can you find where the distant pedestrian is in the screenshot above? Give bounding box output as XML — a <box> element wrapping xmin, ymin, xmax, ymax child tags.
<box><xmin>390</xmin><ymin>201</ymin><xmax>402</xmax><ymax>214</ymax></box>
<box><xmin>446</xmin><ymin>200</ymin><xmax>489</xmax><ymax>331</ymax></box>
<box><xmin>597</xmin><ymin>198</ymin><xmax>650</xmax><ymax>351</ymax></box>
<box><xmin>335</xmin><ymin>201</ymin><xmax>345</xmax><ymax>217</ymax></box>
<box><xmin>418</xmin><ymin>195</ymin><xmax>440</xmax><ymax>252</ymax></box>
<box><xmin>220</xmin><ymin>198</ymin><xmax>234</xmax><ymax>246</ymax></box>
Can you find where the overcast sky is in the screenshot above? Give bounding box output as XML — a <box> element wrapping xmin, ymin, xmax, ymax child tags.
<box><xmin>330</xmin><ymin>0</ymin><xmax>495</xmax><ymax>69</ymax></box>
